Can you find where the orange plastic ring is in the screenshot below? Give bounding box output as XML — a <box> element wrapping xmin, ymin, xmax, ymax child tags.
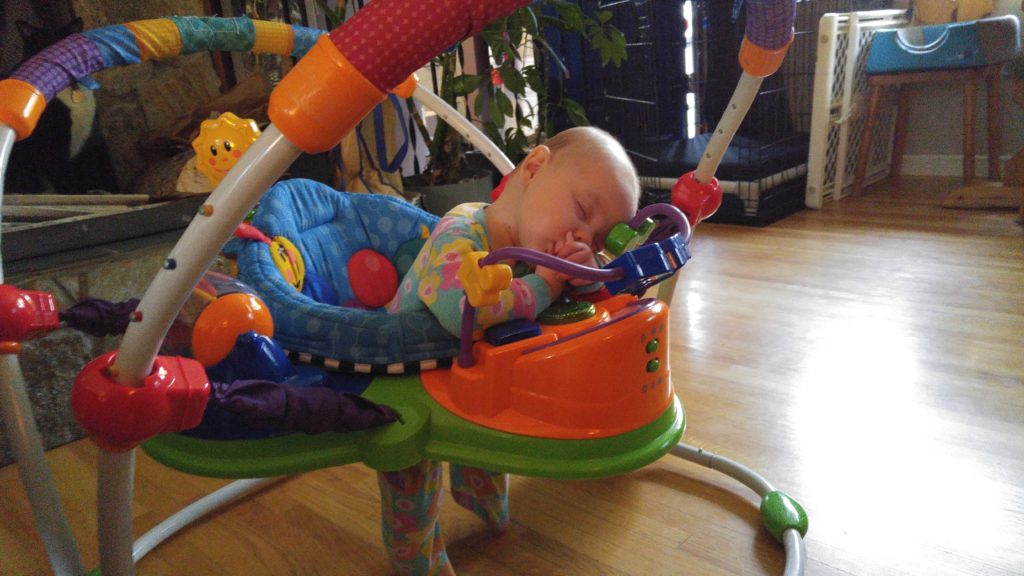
<box><xmin>0</xmin><ymin>342</ymin><xmax>23</xmax><ymax>355</ymax></box>
<box><xmin>0</xmin><ymin>79</ymin><xmax>47</xmax><ymax>141</ymax></box>
<box><xmin>739</xmin><ymin>36</ymin><xmax>793</xmax><ymax>78</ymax></box>
<box><xmin>391</xmin><ymin>74</ymin><xmax>419</xmax><ymax>99</ymax></box>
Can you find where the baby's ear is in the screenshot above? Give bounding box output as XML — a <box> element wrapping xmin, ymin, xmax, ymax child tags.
<box><xmin>521</xmin><ymin>145</ymin><xmax>550</xmax><ymax>181</ymax></box>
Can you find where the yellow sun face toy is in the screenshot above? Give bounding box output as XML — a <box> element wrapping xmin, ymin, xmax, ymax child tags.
<box><xmin>192</xmin><ymin>112</ymin><xmax>261</xmax><ymax>186</ymax></box>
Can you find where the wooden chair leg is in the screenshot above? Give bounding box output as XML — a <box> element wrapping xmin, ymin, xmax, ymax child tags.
<box><xmin>963</xmin><ymin>73</ymin><xmax>977</xmax><ymax>182</ymax></box>
<box><xmin>854</xmin><ymin>83</ymin><xmax>883</xmax><ymax>195</ymax></box>
<box><xmin>986</xmin><ymin>68</ymin><xmax>1002</xmax><ymax>181</ymax></box>
<box><xmin>891</xmin><ymin>85</ymin><xmax>911</xmax><ymax>180</ymax></box>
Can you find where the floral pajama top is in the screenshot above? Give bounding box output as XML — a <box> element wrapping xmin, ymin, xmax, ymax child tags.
<box><xmin>386</xmin><ymin>202</ymin><xmax>551</xmax><ymax>338</ymax></box>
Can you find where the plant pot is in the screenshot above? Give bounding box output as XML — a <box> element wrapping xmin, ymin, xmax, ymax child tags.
<box><xmin>404</xmin><ymin>168</ymin><xmax>494</xmax><ymax>216</ymax></box>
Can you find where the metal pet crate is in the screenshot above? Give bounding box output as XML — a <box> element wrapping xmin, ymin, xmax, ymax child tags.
<box><xmin>546</xmin><ymin>0</ymin><xmax>894</xmax><ymax>225</ymax></box>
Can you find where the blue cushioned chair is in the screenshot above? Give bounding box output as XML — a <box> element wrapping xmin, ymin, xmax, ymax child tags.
<box><xmin>234</xmin><ymin>179</ymin><xmax>460</xmax><ymax>370</ymax></box>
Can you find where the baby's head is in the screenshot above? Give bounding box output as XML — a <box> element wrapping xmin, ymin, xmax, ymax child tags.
<box><xmin>488</xmin><ymin>126</ymin><xmax>640</xmax><ymax>255</ymax></box>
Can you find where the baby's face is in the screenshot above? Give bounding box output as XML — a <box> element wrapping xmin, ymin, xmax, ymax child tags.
<box><xmin>515</xmin><ymin>151</ymin><xmax>637</xmax><ymax>256</ymax></box>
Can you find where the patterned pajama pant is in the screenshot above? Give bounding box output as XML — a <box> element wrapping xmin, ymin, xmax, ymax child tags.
<box><xmin>377</xmin><ymin>461</ymin><xmax>509</xmax><ymax>575</ymax></box>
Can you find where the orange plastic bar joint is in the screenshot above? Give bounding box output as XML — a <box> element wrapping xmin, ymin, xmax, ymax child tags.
<box><xmin>739</xmin><ymin>36</ymin><xmax>793</xmax><ymax>78</ymax></box>
<box><xmin>0</xmin><ymin>79</ymin><xmax>47</xmax><ymax>141</ymax></box>
<box><xmin>269</xmin><ymin>35</ymin><xmax>385</xmax><ymax>153</ymax></box>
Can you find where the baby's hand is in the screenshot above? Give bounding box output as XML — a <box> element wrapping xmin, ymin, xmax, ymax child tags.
<box><xmin>537</xmin><ymin>233</ymin><xmax>597</xmax><ymax>296</ymax></box>
<box><xmin>554</xmin><ymin>233</ymin><xmax>597</xmax><ymax>286</ymax></box>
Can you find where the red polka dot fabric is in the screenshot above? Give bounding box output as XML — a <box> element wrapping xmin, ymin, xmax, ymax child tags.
<box><xmin>330</xmin><ymin>0</ymin><xmax>530</xmax><ymax>91</ymax></box>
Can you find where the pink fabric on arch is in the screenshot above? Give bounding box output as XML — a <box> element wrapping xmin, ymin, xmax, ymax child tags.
<box><xmin>329</xmin><ymin>0</ymin><xmax>530</xmax><ymax>91</ymax></box>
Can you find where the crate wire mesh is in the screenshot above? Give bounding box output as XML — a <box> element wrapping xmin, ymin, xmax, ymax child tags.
<box><xmin>598</xmin><ymin>0</ymin><xmax>688</xmax><ymax>156</ymax></box>
<box><xmin>677</xmin><ymin>0</ymin><xmax>892</xmax><ymax>224</ymax></box>
<box><xmin>544</xmin><ymin>0</ymin><xmax>894</xmax><ymax>224</ymax></box>
<box><xmin>805</xmin><ymin>9</ymin><xmax>909</xmax><ymax>208</ymax></box>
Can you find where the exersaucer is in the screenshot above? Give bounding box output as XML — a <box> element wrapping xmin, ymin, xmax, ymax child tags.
<box><xmin>0</xmin><ymin>1</ymin><xmax>808</xmax><ymax>574</ymax></box>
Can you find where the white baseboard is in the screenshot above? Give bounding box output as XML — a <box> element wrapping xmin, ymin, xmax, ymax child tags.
<box><xmin>901</xmin><ymin>154</ymin><xmax>1012</xmax><ymax>178</ymax></box>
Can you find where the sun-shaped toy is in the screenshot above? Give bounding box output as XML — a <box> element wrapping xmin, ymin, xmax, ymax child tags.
<box><xmin>192</xmin><ymin>112</ymin><xmax>261</xmax><ymax>186</ymax></box>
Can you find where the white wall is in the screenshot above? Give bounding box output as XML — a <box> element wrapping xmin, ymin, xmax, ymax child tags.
<box><xmin>902</xmin><ymin>1</ymin><xmax>1024</xmax><ymax>177</ymax></box>
<box><xmin>901</xmin><ymin>67</ymin><xmax>1024</xmax><ymax>177</ymax></box>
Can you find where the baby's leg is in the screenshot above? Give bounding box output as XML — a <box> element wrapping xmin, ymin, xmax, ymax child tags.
<box><xmin>449</xmin><ymin>464</ymin><xmax>509</xmax><ymax>532</ymax></box>
<box><xmin>378</xmin><ymin>460</ymin><xmax>455</xmax><ymax>575</ymax></box>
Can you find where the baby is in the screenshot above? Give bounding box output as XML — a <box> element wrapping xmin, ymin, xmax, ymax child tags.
<box><xmin>387</xmin><ymin>126</ymin><xmax>640</xmax><ymax>337</ymax></box>
<box><xmin>379</xmin><ymin>127</ymin><xmax>640</xmax><ymax>575</ymax></box>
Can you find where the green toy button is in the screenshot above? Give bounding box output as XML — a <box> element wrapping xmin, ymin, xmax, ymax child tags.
<box><xmin>603</xmin><ymin>218</ymin><xmax>656</xmax><ymax>257</ymax></box>
<box><xmin>605</xmin><ymin>222</ymin><xmax>639</xmax><ymax>256</ymax></box>
<box><xmin>645</xmin><ymin>359</ymin><xmax>659</xmax><ymax>373</ymax></box>
<box><xmin>646</xmin><ymin>339</ymin><xmax>659</xmax><ymax>354</ymax></box>
<box><xmin>760</xmin><ymin>490</ymin><xmax>809</xmax><ymax>543</ymax></box>
<box><xmin>538</xmin><ymin>299</ymin><xmax>596</xmax><ymax>325</ymax></box>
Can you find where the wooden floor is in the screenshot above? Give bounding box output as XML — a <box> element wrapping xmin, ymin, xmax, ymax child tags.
<box><xmin>2</xmin><ymin>177</ymin><xmax>1022</xmax><ymax>575</ymax></box>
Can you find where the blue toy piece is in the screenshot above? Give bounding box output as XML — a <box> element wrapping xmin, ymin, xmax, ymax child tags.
<box><xmin>300</xmin><ymin>271</ymin><xmax>340</xmax><ymax>305</ymax></box>
<box><xmin>866</xmin><ymin>15</ymin><xmax>1021</xmax><ymax>75</ymax></box>
<box><xmin>234</xmin><ymin>179</ymin><xmax>461</xmax><ymax>371</ymax></box>
<box><xmin>206</xmin><ymin>331</ymin><xmax>326</xmax><ymax>388</ymax></box>
<box><xmin>186</xmin><ymin>330</ymin><xmax>374</xmax><ymax>441</ymax></box>
<box><xmin>604</xmin><ymin>233</ymin><xmax>691</xmax><ymax>295</ymax></box>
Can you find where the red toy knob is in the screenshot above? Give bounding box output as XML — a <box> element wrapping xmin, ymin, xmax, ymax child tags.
<box><xmin>671</xmin><ymin>171</ymin><xmax>723</xmax><ymax>227</ymax></box>
<box><xmin>72</xmin><ymin>352</ymin><xmax>211</xmax><ymax>452</ymax></box>
<box><xmin>0</xmin><ymin>284</ymin><xmax>59</xmax><ymax>349</ymax></box>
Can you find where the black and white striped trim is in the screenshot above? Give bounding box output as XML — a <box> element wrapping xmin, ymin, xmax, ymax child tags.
<box><xmin>284</xmin><ymin>350</ymin><xmax>453</xmax><ymax>375</ymax></box>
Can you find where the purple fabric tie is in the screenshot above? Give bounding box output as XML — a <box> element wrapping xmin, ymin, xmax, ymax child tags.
<box><xmin>59</xmin><ymin>297</ymin><xmax>140</xmax><ymax>336</ymax></box>
<box><xmin>11</xmin><ymin>33</ymin><xmax>105</xmax><ymax>102</ymax></box>
<box><xmin>210</xmin><ymin>379</ymin><xmax>399</xmax><ymax>434</ymax></box>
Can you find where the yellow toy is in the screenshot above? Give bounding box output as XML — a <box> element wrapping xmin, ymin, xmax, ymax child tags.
<box><xmin>192</xmin><ymin>112</ymin><xmax>261</xmax><ymax>186</ymax></box>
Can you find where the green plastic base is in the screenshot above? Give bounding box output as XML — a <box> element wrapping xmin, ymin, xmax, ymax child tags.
<box><xmin>144</xmin><ymin>374</ymin><xmax>685</xmax><ymax>480</ymax></box>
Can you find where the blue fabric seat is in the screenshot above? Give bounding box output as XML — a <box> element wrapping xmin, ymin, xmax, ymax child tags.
<box><xmin>234</xmin><ymin>179</ymin><xmax>460</xmax><ymax>368</ymax></box>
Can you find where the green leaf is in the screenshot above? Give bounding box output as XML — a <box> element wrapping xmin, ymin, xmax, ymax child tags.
<box><xmin>554</xmin><ymin>2</ymin><xmax>585</xmax><ymax>31</ymax></box>
<box><xmin>492</xmin><ymin>89</ymin><xmax>513</xmax><ymax>122</ymax></box>
<box><xmin>562</xmin><ymin>97</ymin><xmax>590</xmax><ymax>127</ymax></box>
<box><xmin>473</xmin><ymin>88</ymin><xmax>486</xmax><ymax>118</ymax></box>
<box><xmin>524</xmin><ymin>66</ymin><xmax>545</xmax><ymax>92</ymax></box>
<box><xmin>484</xmin><ymin>121</ymin><xmax>505</xmax><ymax>150</ymax></box>
<box><xmin>498</xmin><ymin>66</ymin><xmax>526</xmax><ymax>95</ymax></box>
<box><xmin>590</xmin><ymin>27</ymin><xmax>627</xmax><ymax>68</ymax></box>
<box><xmin>451</xmin><ymin>74</ymin><xmax>482</xmax><ymax>97</ymax></box>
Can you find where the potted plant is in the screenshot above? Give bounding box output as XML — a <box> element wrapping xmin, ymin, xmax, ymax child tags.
<box><xmin>405</xmin><ymin>0</ymin><xmax>627</xmax><ymax>215</ymax></box>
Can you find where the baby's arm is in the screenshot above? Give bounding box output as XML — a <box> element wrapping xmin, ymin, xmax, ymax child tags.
<box><xmin>415</xmin><ymin>221</ymin><xmax>552</xmax><ymax>337</ymax></box>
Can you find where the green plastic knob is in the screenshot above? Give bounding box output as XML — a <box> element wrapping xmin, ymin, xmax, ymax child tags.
<box><xmin>538</xmin><ymin>299</ymin><xmax>596</xmax><ymax>325</ymax></box>
<box><xmin>645</xmin><ymin>359</ymin><xmax>659</xmax><ymax>373</ymax></box>
<box><xmin>646</xmin><ymin>339</ymin><xmax>659</xmax><ymax>354</ymax></box>
<box><xmin>760</xmin><ymin>491</ymin><xmax>808</xmax><ymax>543</ymax></box>
<box><xmin>605</xmin><ymin>222</ymin><xmax>639</xmax><ymax>256</ymax></box>
<box><xmin>604</xmin><ymin>218</ymin><xmax>656</xmax><ymax>256</ymax></box>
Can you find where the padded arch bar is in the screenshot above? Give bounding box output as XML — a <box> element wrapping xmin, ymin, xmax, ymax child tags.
<box><xmin>0</xmin><ymin>17</ymin><xmax>324</xmax><ymax>141</ymax></box>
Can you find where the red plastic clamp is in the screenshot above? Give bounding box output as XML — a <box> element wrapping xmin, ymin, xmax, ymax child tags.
<box><xmin>671</xmin><ymin>171</ymin><xmax>723</xmax><ymax>227</ymax></box>
<box><xmin>0</xmin><ymin>284</ymin><xmax>60</xmax><ymax>353</ymax></box>
<box><xmin>72</xmin><ymin>352</ymin><xmax>211</xmax><ymax>452</ymax></box>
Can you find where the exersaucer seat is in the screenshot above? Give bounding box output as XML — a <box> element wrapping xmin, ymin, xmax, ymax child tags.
<box><xmin>233</xmin><ymin>178</ymin><xmax>461</xmax><ymax>371</ymax></box>
<box><xmin>148</xmin><ymin>177</ymin><xmax>685</xmax><ymax>479</ymax></box>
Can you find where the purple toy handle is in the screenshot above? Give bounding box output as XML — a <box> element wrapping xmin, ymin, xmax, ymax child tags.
<box><xmin>457</xmin><ymin>203</ymin><xmax>693</xmax><ymax>367</ymax></box>
<box><xmin>457</xmin><ymin>248</ymin><xmax>624</xmax><ymax>367</ymax></box>
<box><xmin>744</xmin><ymin>0</ymin><xmax>797</xmax><ymax>50</ymax></box>
<box><xmin>481</xmin><ymin>248</ymin><xmax>624</xmax><ymax>282</ymax></box>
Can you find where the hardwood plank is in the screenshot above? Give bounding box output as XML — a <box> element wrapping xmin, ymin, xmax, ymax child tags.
<box><xmin>1</xmin><ymin>176</ymin><xmax>1022</xmax><ymax>575</ymax></box>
